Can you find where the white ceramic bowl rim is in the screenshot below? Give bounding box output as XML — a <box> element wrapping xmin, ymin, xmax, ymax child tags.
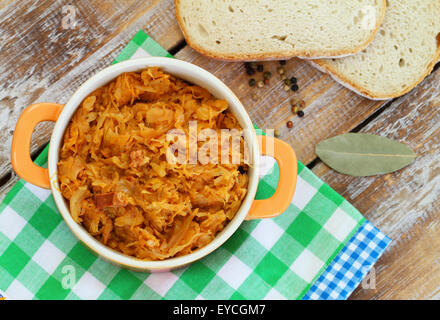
<box><xmin>48</xmin><ymin>57</ymin><xmax>260</xmax><ymax>271</ymax></box>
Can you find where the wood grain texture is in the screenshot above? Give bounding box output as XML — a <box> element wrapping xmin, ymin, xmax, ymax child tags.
<box><xmin>2</xmin><ymin>0</ymin><xmax>440</xmax><ymax>300</ymax></box>
<box><xmin>312</xmin><ymin>68</ymin><xmax>440</xmax><ymax>300</ymax></box>
<box><xmin>0</xmin><ymin>0</ymin><xmax>183</xmax><ymax>192</ymax></box>
<box><xmin>175</xmin><ymin>46</ymin><xmax>389</xmax><ymax>164</ymax></box>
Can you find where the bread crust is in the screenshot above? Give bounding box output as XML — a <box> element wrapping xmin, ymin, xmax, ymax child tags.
<box><xmin>311</xmin><ymin>31</ymin><xmax>440</xmax><ymax>100</ymax></box>
<box><xmin>174</xmin><ymin>0</ymin><xmax>387</xmax><ymax>61</ymax></box>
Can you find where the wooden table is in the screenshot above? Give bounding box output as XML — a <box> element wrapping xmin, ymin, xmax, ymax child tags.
<box><xmin>1</xmin><ymin>0</ymin><xmax>439</xmax><ymax>300</ymax></box>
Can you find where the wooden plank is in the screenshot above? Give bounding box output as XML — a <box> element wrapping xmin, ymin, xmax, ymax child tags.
<box><xmin>0</xmin><ymin>0</ymin><xmax>439</xmax><ymax>300</ymax></box>
<box><xmin>0</xmin><ymin>0</ymin><xmax>183</xmax><ymax>193</ymax></box>
<box><xmin>174</xmin><ymin>46</ymin><xmax>390</xmax><ymax>164</ymax></box>
<box><xmin>312</xmin><ymin>68</ymin><xmax>440</xmax><ymax>300</ymax></box>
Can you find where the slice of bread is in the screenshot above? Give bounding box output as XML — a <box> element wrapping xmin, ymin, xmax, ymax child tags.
<box><xmin>312</xmin><ymin>0</ymin><xmax>440</xmax><ymax>100</ymax></box>
<box><xmin>175</xmin><ymin>0</ymin><xmax>386</xmax><ymax>60</ymax></box>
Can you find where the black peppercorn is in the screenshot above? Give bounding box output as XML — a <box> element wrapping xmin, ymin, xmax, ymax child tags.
<box><xmin>257</xmin><ymin>64</ymin><xmax>264</xmax><ymax>72</ymax></box>
<box><xmin>246</xmin><ymin>67</ymin><xmax>255</xmax><ymax>76</ymax></box>
<box><xmin>291</xmin><ymin>84</ymin><xmax>299</xmax><ymax>91</ymax></box>
<box><xmin>297</xmin><ymin>110</ymin><xmax>305</xmax><ymax>117</ymax></box>
<box><xmin>290</xmin><ymin>77</ymin><xmax>297</xmax><ymax>84</ymax></box>
<box><xmin>249</xmin><ymin>78</ymin><xmax>256</xmax><ymax>87</ymax></box>
<box><xmin>279</xmin><ymin>60</ymin><xmax>286</xmax><ymax>65</ymax></box>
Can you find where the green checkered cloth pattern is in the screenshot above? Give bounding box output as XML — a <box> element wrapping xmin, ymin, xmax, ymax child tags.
<box><xmin>0</xmin><ymin>30</ymin><xmax>365</xmax><ymax>300</ymax></box>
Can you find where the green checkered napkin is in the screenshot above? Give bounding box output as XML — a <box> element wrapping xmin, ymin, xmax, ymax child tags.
<box><xmin>0</xmin><ymin>31</ymin><xmax>365</xmax><ymax>300</ymax></box>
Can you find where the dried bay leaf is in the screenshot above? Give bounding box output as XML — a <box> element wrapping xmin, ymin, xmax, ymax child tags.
<box><xmin>315</xmin><ymin>133</ymin><xmax>416</xmax><ymax>177</ymax></box>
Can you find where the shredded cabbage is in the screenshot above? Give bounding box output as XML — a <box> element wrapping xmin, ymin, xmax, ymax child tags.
<box><xmin>58</xmin><ymin>67</ymin><xmax>249</xmax><ymax>260</ymax></box>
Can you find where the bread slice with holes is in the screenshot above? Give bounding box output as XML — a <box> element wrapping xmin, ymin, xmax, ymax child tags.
<box><xmin>175</xmin><ymin>0</ymin><xmax>387</xmax><ymax>60</ymax></box>
<box><xmin>312</xmin><ymin>0</ymin><xmax>440</xmax><ymax>100</ymax></box>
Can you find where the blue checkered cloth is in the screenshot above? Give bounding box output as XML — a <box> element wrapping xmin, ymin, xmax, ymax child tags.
<box><xmin>303</xmin><ymin>221</ymin><xmax>391</xmax><ymax>300</ymax></box>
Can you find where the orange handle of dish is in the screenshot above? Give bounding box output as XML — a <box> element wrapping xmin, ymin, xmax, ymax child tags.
<box><xmin>246</xmin><ymin>135</ymin><xmax>298</xmax><ymax>220</ymax></box>
<box><xmin>11</xmin><ymin>103</ymin><xmax>64</xmax><ymax>189</ymax></box>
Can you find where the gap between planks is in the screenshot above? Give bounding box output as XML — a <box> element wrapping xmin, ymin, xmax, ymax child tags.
<box><xmin>307</xmin><ymin>61</ymin><xmax>440</xmax><ymax>171</ymax></box>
